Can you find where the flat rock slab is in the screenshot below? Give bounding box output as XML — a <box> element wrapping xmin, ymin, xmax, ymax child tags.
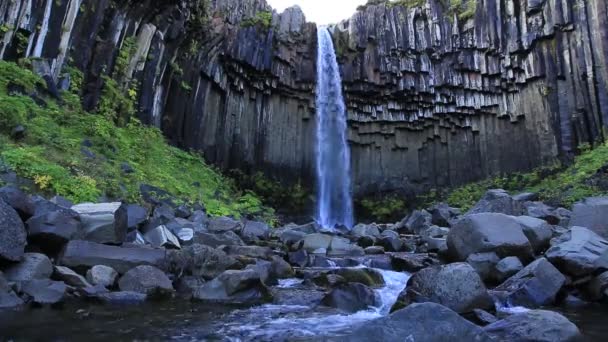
<box><xmin>60</xmin><ymin>240</ymin><xmax>166</xmax><ymax>274</ymax></box>
<box><xmin>4</xmin><ymin>253</ymin><xmax>53</xmax><ymax>282</ymax></box>
<box><xmin>71</xmin><ymin>202</ymin><xmax>127</xmax><ymax>244</ymax></box>
<box><xmin>484</xmin><ymin>310</ymin><xmax>582</xmax><ymax>342</ymax></box>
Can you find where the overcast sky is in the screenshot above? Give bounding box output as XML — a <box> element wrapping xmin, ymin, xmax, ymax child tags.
<box><xmin>266</xmin><ymin>0</ymin><xmax>368</xmax><ymax>25</ymax></box>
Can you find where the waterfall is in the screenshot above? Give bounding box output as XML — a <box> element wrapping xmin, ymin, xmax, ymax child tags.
<box><xmin>315</xmin><ymin>27</ymin><xmax>354</xmax><ymax>229</ymax></box>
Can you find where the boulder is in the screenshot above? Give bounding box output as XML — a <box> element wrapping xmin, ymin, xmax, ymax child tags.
<box><xmin>21</xmin><ymin>279</ymin><xmax>67</xmax><ymax>305</ymax></box>
<box><xmin>586</xmin><ymin>271</ymin><xmax>608</xmax><ymax>300</ymax></box>
<box><xmin>0</xmin><ymin>199</ymin><xmax>27</xmax><ymax>262</ymax></box>
<box><xmin>194</xmin><ymin>231</ymin><xmax>244</xmax><ymax>248</ymax></box>
<box><xmin>484</xmin><ymin>310</ymin><xmax>582</xmax><ymax>342</ymax></box>
<box><xmin>26</xmin><ymin>209</ymin><xmax>81</xmax><ymax>250</ymax></box>
<box><xmin>240</xmin><ymin>220</ymin><xmax>270</xmax><ymax>242</ymax></box>
<box><xmin>95</xmin><ymin>291</ymin><xmax>147</xmax><ymax>305</ymax></box>
<box><xmin>514</xmin><ymin>216</ymin><xmax>553</xmax><ymax>253</ymax></box>
<box><xmin>207</xmin><ymin>217</ymin><xmax>242</xmax><ymax>232</ymax></box>
<box><xmin>50</xmin><ymin>196</ymin><xmax>73</xmax><ymax>209</ymax></box>
<box><xmin>0</xmin><ymin>271</ymin><xmax>24</xmax><ymax>310</ymax></box>
<box><xmin>466</xmin><ymin>252</ymin><xmax>500</xmax><ymax>282</ymax></box>
<box><xmin>351</xmin><ymin>223</ymin><xmax>381</xmax><ymax>238</ymax></box>
<box><xmin>341</xmin><ymin>303</ymin><xmax>492</xmax><ymax>342</ymax></box>
<box><xmin>144</xmin><ymin>225</ymin><xmax>181</xmax><ymax>249</ymax></box>
<box><xmin>4</xmin><ymin>253</ymin><xmax>53</xmax><ymax>282</ymax></box>
<box><xmin>447</xmin><ymin>213</ymin><xmax>533</xmax><ymax>261</ymax></box>
<box><xmin>546</xmin><ymin>226</ymin><xmax>608</xmax><ymax>277</ymax></box>
<box><xmin>328</xmin><ymin>236</ymin><xmax>365</xmax><ymax>257</ymax></box>
<box><xmin>471</xmin><ymin>308</ymin><xmax>498</xmax><ymax>326</ymax></box>
<box><xmin>0</xmin><ymin>185</ymin><xmax>34</xmax><ymax>219</ymax></box>
<box><xmin>174</xmin><ymin>205</ymin><xmax>191</xmax><ymax>219</ymax></box>
<box><xmin>390</xmin><ymin>253</ymin><xmax>441</xmax><ymax>272</ymax></box>
<box><xmin>377</xmin><ymin>236</ymin><xmax>403</xmax><ymax>252</ymax></box>
<box><xmin>429</xmin><ymin>203</ymin><xmax>460</xmax><ymax>227</ymax></box>
<box><xmin>494</xmin><ymin>257</ymin><xmax>523</xmax><ymax>283</ymax></box>
<box><xmin>220</xmin><ymin>245</ymin><xmax>274</xmax><ymax>259</ymax></box>
<box><xmin>60</xmin><ymin>240</ymin><xmax>166</xmax><ymax>274</ymax></box>
<box><xmin>288</xmin><ymin>250</ymin><xmax>309</xmax><ymax>267</ymax></box>
<box><xmin>53</xmin><ymin>266</ymin><xmax>91</xmax><ymax>288</ymax></box>
<box><xmin>364</xmin><ymin>246</ymin><xmax>385</xmax><ymax>255</ymax></box>
<box><xmin>467</xmin><ymin>189</ymin><xmax>523</xmax><ymax>216</ymax></box>
<box><xmin>71</xmin><ymin>202</ymin><xmax>128</xmax><ymax>244</ymax></box>
<box><xmin>321</xmin><ymin>282</ymin><xmax>379</xmax><ymax>313</ymax></box>
<box><xmin>522</xmin><ymin>201</ymin><xmax>558</xmax><ymax>224</ymax></box>
<box><xmin>270</xmin><ymin>256</ymin><xmax>294</xmax><ymax>278</ymax></box>
<box><xmin>118</xmin><ymin>265</ymin><xmax>174</xmax><ymax>296</ymax></box>
<box><xmin>86</xmin><ymin>265</ymin><xmax>118</xmax><ymax>288</ymax></box>
<box><xmin>333</xmin><ymin>268</ymin><xmax>384</xmax><ymax>287</ymax></box>
<box><xmin>193</xmin><ymin>269</ymin><xmax>271</xmax><ymax>304</ymax></box>
<box><xmin>165</xmin><ymin>244</ymin><xmax>237</xmax><ymax>280</ymax></box>
<box><xmin>125</xmin><ymin>204</ymin><xmax>148</xmax><ymax>230</ymax></box>
<box><xmin>398</xmin><ymin>210</ymin><xmax>432</xmax><ymax>234</ymax></box>
<box><xmin>393</xmin><ymin>263</ymin><xmax>491</xmax><ymax>313</ymax></box>
<box><xmin>301</xmin><ymin>233</ymin><xmax>332</xmax><ymax>252</ymax></box>
<box><xmin>569</xmin><ymin>197</ymin><xmax>608</xmax><ymax>238</ymax></box>
<box><xmin>494</xmin><ymin>258</ymin><xmax>565</xmax><ymax>307</ymax></box>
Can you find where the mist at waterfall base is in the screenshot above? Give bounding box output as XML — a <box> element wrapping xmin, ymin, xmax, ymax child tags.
<box><xmin>315</xmin><ymin>27</ymin><xmax>354</xmax><ymax>230</ymax></box>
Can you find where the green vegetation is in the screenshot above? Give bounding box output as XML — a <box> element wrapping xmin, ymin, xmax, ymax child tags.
<box><xmin>435</xmin><ymin>142</ymin><xmax>608</xmax><ymax>211</ymax></box>
<box><xmin>357</xmin><ymin>195</ymin><xmax>407</xmax><ymax>223</ymax></box>
<box><xmin>241</xmin><ymin>11</ymin><xmax>273</xmax><ymax>30</ymax></box>
<box><xmin>0</xmin><ymin>60</ymin><xmax>274</xmax><ymax>221</ymax></box>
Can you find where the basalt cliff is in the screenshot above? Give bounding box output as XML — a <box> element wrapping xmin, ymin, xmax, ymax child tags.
<box><xmin>1</xmin><ymin>0</ymin><xmax>607</xmax><ymax>198</ymax></box>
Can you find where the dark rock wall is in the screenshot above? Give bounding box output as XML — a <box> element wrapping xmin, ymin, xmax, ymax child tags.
<box><xmin>1</xmin><ymin>0</ymin><xmax>607</xmax><ymax>197</ymax></box>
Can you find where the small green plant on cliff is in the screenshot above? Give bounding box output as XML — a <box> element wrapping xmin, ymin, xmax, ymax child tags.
<box><xmin>358</xmin><ymin>195</ymin><xmax>407</xmax><ymax>223</ymax></box>
<box><xmin>0</xmin><ymin>60</ymin><xmax>274</xmax><ymax>220</ymax></box>
<box><xmin>241</xmin><ymin>11</ymin><xmax>273</xmax><ymax>30</ymax></box>
<box><xmin>441</xmin><ymin>0</ymin><xmax>477</xmax><ymax>22</ymax></box>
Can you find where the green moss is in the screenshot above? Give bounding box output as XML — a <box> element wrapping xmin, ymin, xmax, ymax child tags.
<box><xmin>438</xmin><ymin>142</ymin><xmax>608</xmax><ymax>210</ymax></box>
<box><xmin>441</xmin><ymin>0</ymin><xmax>477</xmax><ymax>22</ymax></box>
<box><xmin>358</xmin><ymin>195</ymin><xmax>407</xmax><ymax>222</ymax></box>
<box><xmin>241</xmin><ymin>11</ymin><xmax>273</xmax><ymax>30</ymax></box>
<box><xmin>0</xmin><ymin>60</ymin><xmax>274</xmax><ymax>221</ymax></box>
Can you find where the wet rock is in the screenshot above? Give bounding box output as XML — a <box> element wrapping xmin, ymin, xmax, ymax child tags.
<box><xmin>484</xmin><ymin>310</ymin><xmax>582</xmax><ymax>342</ymax></box>
<box><xmin>193</xmin><ymin>269</ymin><xmax>271</xmax><ymax>304</ymax></box>
<box><xmin>514</xmin><ymin>216</ymin><xmax>553</xmax><ymax>253</ymax></box>
<box><xmin>71</xmin><ymin>202</ymin><xmax>128</xmax><ymax>244</ymax></box>
<box><xmin>95</xmin><ymin>291</ymin><xmax>147</xmax><ymax>305</ymax></box>
<box><xmin>342</xmin><ymin>303</ymin><xmax>492</xmax><ymax>342</ymax></box>
<box><xmin>4</xmin><ymin>253</ymin><xmax>53</xmax><ymax>282</ymax></box>
<box><xmin>220</xmin><ymin>245</ymin><xmax>274</xmax><ymax>259</ymax></box>
<box><xmin>118</xmin><ymin>265</ymin><xmax>174</xmax><ymax>297</ymax></box>
<box><xmin>494</xmin><ymin>257</ymin><xmax>523</xmax><ymax>283</ymax></box>
<box><xmin>165</xmin><ymin>244</ymin><xmax>237</xmax><ymax>280</ymax></box>
<box><xmin>471</xmin><ymin>308</ymin><xmax>498</xmax><ymax>326</ymax></box>
<box><xmin>546</xmin><ymin>226</ymin><xmax>608</xmax><ymax>277</ymax></box>
<box><xmin>392</xmin><ymin>262</ymin><xmax>492</xmax><ymax>313</ymax></box>
<box><xmin>352</xmin><ymin>223</ymin><xmax>381</xmax><ymax>238</ymax></box>
<box><xmin>144</xmin><ymin>225</ymin><xmax>181</xmax><ymax>249</ymax></box>
<box><xmin>467</xmin><ymin>189</ymin><xmax>523</xmax><ymax>216</ymax></box>
<box><xmin>270</xmin><ymin>256</ymin><xmax>294</xmax><ymax>279</ymax></box>
<box><xmin>240</xmin><ymin>220</ymin><xmax>270</xmax><ymax>242</ymax></box>
<box><xmin>447</xmin><ymin>213</ymin><xmax>533</xmax><ymax>261</ymax></box>
<box><xmin>377</xmin><ymin>235</ymin><xmax>403</xmax><ymax>252</ymax></box>
<box><xmin>26</xmin><ymin>209</ymin><xmax>81</xmax><ymax>250</ymax></box>
<box><xmin>0</xmin><ymin>185</ymin><xmax>34</xmax><ymax>219</ymax></box>
<box><xmin>569</xmin><ymin>197</ymin><xmax>608</xmax><ymax>238</ymax></box>
<box><xmin>0</xmin><ymin>271</ymin><xmax>24</xmax><ymax>310</ymax></box>
<box><xmin>365</xmin><ymin>246</ymin><xmax>385</xmax><ymax>255</ymax></box>
<box><xmin>0</xmin><ymin>198</ymin><xmax>27</xmax><ymax>262</ymax></box>
<box><xmin>53</xmin><ymin>266</ymin><xmax>91</xmax><ymax>288</ymax></box>
<box><xmin>301</xmin><ymin>233</ymin><xmax>332</xmax><ymax>252</ymax></box>
<box><xmin>586</xmin><ymin>271</ymin><xmax>608</xmax><ymax>300</ymax></box>
<box><xmin>280</xmin><ymin>229</ymin><xmax>308</xmax><ymax>246</ymax></box>
<box><xmin>466</xmin><ymin>252</ymin><xmax>500</xmax><ymax>282</ymax></box>
<box><xmin>321</xmin><ymin>282</ymin><xmax>378</xmax><ymax>313</ymax></box>
<box><xmin>194</xmin><ymin>231</ymin><xmax>244</xmax><ymax>248</ymax></box>
<box><xmin>288</xmin><ymin>250</ymin><xmax>309</xmax><ymax>267</ymax></box>
<box><xmin>334</xmin><ymin>268</ymin><xmax>384</xmax><ymax>287</ymax></box>
<box><xmin>494</xmin><ymin>258</ymin><xmax>565</xmax><ymax>308</ymax></box>
<box><xmin>312</xmin><ymin>273</ymin><xmax>346</xmax><ymax>288</ymax></box>
<box><xmin>390</xmin><ymin>253</ymin><xmax>441</xmax><ymax>273</ymax></box>
<box><xmin>208</xmin><ymin>216</ymin><xmax>242</xmax><ymax>232</ymax></box>
<box><xmin>60</xmin><ymin>240</ymin><xmax>166</xmax><ymax>274</ymax></box>
<box><xmin>328</xmin><ymin>236</ymin><xmax>365</xmax><ymax>257</ymax></box>
<box><xmin>86</xmin><ymin>265</ymin><xmax>118</xmax><ymax>288</ymax></box>
<box><xmin>21</xmin><ymin>279</ymin><xmax>67</xmax><ymax>305</ymax></box>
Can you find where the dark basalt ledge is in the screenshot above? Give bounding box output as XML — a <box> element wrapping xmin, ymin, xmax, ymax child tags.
<box><xmin>1</xmin><ymin>0</ymin><xmax>607</xmax><ymax>197</ymax></box>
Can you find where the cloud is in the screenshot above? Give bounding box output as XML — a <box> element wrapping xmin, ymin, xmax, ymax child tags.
<box><xmin>266</xmin><ymin>0</ymin><xmax>367</xmax><ymax>25</ymax></box>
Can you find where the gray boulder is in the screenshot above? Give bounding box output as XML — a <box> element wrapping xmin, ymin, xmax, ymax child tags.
<box><xmin>220</xmin><ymin>245</ymin><xmax>274</xmax><ymax>259</ymax></box>
<box><xmin>341</xmin><ymin>303</ymin><xmax>492</xmax><ymax>342</ymax></box>
<box><xmin>53</xmin><ymin>266</ymin><xmax>91</xmax><ymax>288</ymax></box>
<box><xmin>165</xmin><ymin>244</ymin><xmax>237</xmax><ymax>280</ymax></box>
<box><xmin>0</xmin><ymin>271</ymin><xmax>24</xmax><ymax>310</ymax></box>
<box><xmin>399</xmin><ymin>210</ymin><xmax>432</xmax><ymax>234</ymax></box>
<box><xmin>390</xmin><ymin>253</ymin><xmax>441</xmax><ymax>273</ymax></box>
<box><xmin>207</xmin><ymin>217</ymin><xmax>242</xmax><ymax>232</ymax></box>
<box><xmin>60</xmin><ymin>240</ymin><xmax>166</xmax><ymax>274</ymax></box>
<box><xmin>321</xmin><ymin>282</ymin><xmax>379</xmax><ymax>313</ymax></box>
<box><xmin>4</xmin><ymin>253</ymin><xmax>53</xmax><ymax>282</ymax></box>
<box><xmin>484</xmin><ymin>310</ymin><xmax>582</xmax><ymax>342</ymax></box>
<box><xmin>494</xmin><ymin>257</ymin><xmax>523</xmax><ymax>283</ymax></box>
<box><xmin>144</xmin><ymin>225</ymin><xmax>181</xmax><ymax>249</ymax></box>
<box><xmin>21</xmin><ymin>279</ymin><xmax>67</xmax><ymax>305</ymax></box>
<box><xmin>118</xmin><ymin>265</ymin><xmax>174</xmax><ymax>296</ymax></box>
<box><xmin>352</xmin><ymin>223</ymin><xmax>381</xmax><ymax>238</ymax></box>
<box><xmin>515</xmin><ymin>216</ymin><xmax>553</xmax><ymax>252</ymax></box>
<box><xmin>546</xmin><ymin>226</ymin><xmax>608</xmax><ymax>277</ymax></box>
<box><xmin>0</xmin><ymin>185</ymin><xmax>34</xmax><ymax>219</ymax></box>
<box><xmin>587</xmin><ymin>271</ymin><xmax>608</xmax><ymax>300</ymax></box>
<box><xmin>301</xmin><ymin>233</ymin><xmax>332</xmax><ymax>252</ymax></box>
<box><xmin>0</xmin><ymin>199</ymin><xmax>27</xmax><ymax>262</ymax></box>
<box><xmin>194</xmin><ymin>231</ymin><xmax>244</xmax><ymax>248</ymax></box>
<box><xmin>71</xmin><ymin>202</ymin><xmax>128</xmax><ymax>244</ymax></box>
<box><xmin>26</xmin><ymin>209</ymin><xmax>81</xmax><ymax>249</ymax></box>
<box><xmin>125</xmin><ymin>204</ymin><xmax>148</xmax><ymax>230</ymax></box>
<box><xmin>328</xmin><ymin>236</ymin><xmax>365</xmax><ymax>257</ymax></box>
<box><xmin>467</xmin><ymin>189</ymin><xmax>523</xmax><ymax>216</ymax></box>
<box><xmin>86</xmin><ymin>265</ymin><xmax>118</xmax><ymax>288</ymax></box>
<box><xmin>429</xmin><ymin>203</ymin><xmax>460</xmax><ymax>227</ymax></box>
<box><xmin>447</xmin><ymin>213</ymin><xmax>533</xmax><ymax>261</ymax></box>
<box><xmin>95</xmin><ymin>291</ymin><xmax>147</xmax><ymax>305</ymax></box>
<box><xmin>193</xmin><ymin>269</ymin><xmax>271</xmax><ymax>304</ymax></box>
<box><xmin>240</xmin><ymin>220</ymin><xmax>270</xmax><ymax>242</ymax></box>
<box><xmin>494</xmin><ymin>258</ymin><xmax>565</xmax><ymax>308</ymax></box>
<box><xmin>466</xmin><ymin>252</ymin><xmax>500</xmax><ymax>281</ymax></box>
<box><xmin>393</xmin><ymin>262</ymin><xmax>492</xmax><ymax>313</ymax></box>
<box><xmin>569</xmin><ymin>197</ymin><xmax>608</xmax><ymax>238</ymax></box>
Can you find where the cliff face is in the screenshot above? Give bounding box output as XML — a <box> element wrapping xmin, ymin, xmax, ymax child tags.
<box><xmin>1</xmin><ymin>0</ymin><xmax>607</xmax><ymax>198</ymax></box>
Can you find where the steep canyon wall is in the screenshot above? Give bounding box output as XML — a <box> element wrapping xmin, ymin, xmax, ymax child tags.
<box><xmin>1</xmin><ymin>0</ymin><xmax>607</xmax><ymax>197</ymax></box>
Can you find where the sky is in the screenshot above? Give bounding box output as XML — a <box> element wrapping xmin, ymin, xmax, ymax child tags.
<box><xmin>266</xmin><ymin>0</ymin><xmax>368</xmax><ymax>25</ymax></box>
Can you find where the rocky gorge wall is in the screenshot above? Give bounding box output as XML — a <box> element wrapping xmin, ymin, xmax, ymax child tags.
<box><xmin>1</xmin><ymin>0</ymin><xmax>607</xmax><ymax>198</ymax></box>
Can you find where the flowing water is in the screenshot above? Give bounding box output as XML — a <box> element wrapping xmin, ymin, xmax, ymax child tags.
<box><xmin>315</xmin><ymin>27</ymin><xmax>354</xmax><ymax>230</ymax></box>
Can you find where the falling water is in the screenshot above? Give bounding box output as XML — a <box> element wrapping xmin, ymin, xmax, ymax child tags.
<box><xmin>315</xmin><ymin>27</ymin><xmax>354</xmax><ymax>229</ymax></box>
